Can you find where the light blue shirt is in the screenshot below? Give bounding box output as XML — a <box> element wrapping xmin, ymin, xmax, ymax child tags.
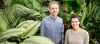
<box><xmin>40</xmin><ymin>16</ymin><xmax>64</xmax><ymax>44</ymax></box>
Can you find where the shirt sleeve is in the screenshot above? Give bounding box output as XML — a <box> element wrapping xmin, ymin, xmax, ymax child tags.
<box><xmin>40</xmin><ymin>20</ymin><xmax>46</xmax><ymax>36</ymax></box>
<box><xmin>61</xmin><ymin>23</ymin><xmax>64</xmax><ymax>43</ymax></box>
<box><xmin>84</xmin><ymin>31</ymin><xmax>89</xmax><ymax>44</ymax></box>
<box><xmin>65</xmin><ymin>31</ymin><xmax>68</xmax><ymax>44</ymax></box>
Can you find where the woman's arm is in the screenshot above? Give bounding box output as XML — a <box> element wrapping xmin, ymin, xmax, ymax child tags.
<box><xmin>64</xmin><ymin>30</ymin><xmax>69</xmax><ymax>44</ymax></box>
<box><xmin>84</xmin><ymin>31</ymin><xmax>89</xmax><ymax>44</ymax></box>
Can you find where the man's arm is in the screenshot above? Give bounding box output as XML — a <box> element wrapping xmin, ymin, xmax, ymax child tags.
<box><xmin>40</xmin><ymin>20</ymin><xmax>45</xmax><ymax>36</ymax></box>
<box><xmin>61</xmin><ymin>19</ymin><xmax>64</xmax><ymax>44</ymax></box>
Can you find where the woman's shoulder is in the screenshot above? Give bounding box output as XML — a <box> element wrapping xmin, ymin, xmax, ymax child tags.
<box><xmin>81</xmin><ymin>29</ymin><xmax>89</xmax><ymax>35</ymax></box>
<box><xmin>66</xmin><ymin>29</ymin><xmax>72</xmax><ymax>33</ymax></box>
<box><xmin>81</xmin><ymin>29</ymin><xmax>88</xmax><ymax>33</ymax></box>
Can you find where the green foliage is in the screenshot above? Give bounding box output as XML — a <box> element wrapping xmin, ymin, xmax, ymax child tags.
<box><xmin>0</xmin><ymin>41</ymin><xmax>16</xmax><ymax>44</ymax></box>
<box><xmin>63</xmin><ymin>0</ymin><xmax>81</xmax><ymax>13</ymax></box>
<box><xmin>20</xmin><ymin>36</ymin><xmax>55</xmax><ymax>44</ymax></box>
<box><xmin>16</xmin><ymin>20</ymin><xmax>41</xmax><ymax>38</ymax></box>
<box><xmin>0</xmin><ymin>10</ymin><xmax>9</xmax><ymax>34</ymax></box>
<box><xmin>0</xmin><ymin>0</ymin><xmax>100</xmax><ymax>44</ymax></box>
<box><xmin>0</xmin><ymin>28</ymin><xmax>25</xmax><ymax>41</ymax></box>
<box><xmin>4</xmin><ymin>4</ymin><xmax>33</xmax><ymax>28</ymax></box>
<box><xmin>62</xmin><ymin>0</ymin><xmax>100</xmax><ymax>43</ymax></box>
<box><xmin>0</xmin><ymin>0</ymin><xmax>50</xmax><ymax>44</ymax></box>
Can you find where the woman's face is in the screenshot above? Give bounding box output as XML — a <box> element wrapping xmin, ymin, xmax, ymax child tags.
<box><xmin>71</xmin><ymin>18</ymin><xmax>80</xmax><ymax>29</ymax></box>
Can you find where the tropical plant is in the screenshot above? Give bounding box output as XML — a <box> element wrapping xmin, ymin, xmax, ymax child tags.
<box><xmin>20</xmin><ymin>36</ymin><xmax>55</xmax><ymax>44</ymax></box>
<box><xmin>62</xmin><ymin>0</ymin><xmax>100</xmax><ymax>44</ymax></box>
<box><xmin>0</xmin><ymin>0</ymin><xmax>100</xmax><ymax>44</ymax></box>
<box><xmin>0</xmin><ymin>0</ymin><xmax>55</xmax><ymax>44</ymax></box>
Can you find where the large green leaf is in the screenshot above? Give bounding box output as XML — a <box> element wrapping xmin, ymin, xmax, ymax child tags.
<box><xmin>0</xmin><ymin>10</ymin><xmax>9</xmax><ymax>34</ymax></box>
<box><xmin>29</xmin><ymin>0</ymin><xmax>41</xmax><ymax>11</ymax></box>
<box><xmin>20</xmin><ymin>36</ymin><xmax>55</xmax><ymax>44</ymax></box>
<box><xmin>0</xmin><ymin>41</ymin><xmax>16</xmax><ymax>44</ymax></box>
<box><xmin>16</xmin><ymin>20</ymin><xmax>41</xmax><ymax>38</ymax></box>
<box><xmin>3</xmin><ymin>0</ymin><xmax>29</xmax><ymax>7</ymax></box>
<box><xmin>4</xmin><ymin>4</ymin><xmax>33</xmax><ymax>28</ymax></box>
<box><xmin>16</xmin><ymin>20</ymin><xmax>35</xmax><ymax>30</ymax></box>
<box><xmin>3</xmin><ymin>0</ymin><xmax>12</xmax><ymax>6</ymax></box>
<box><xmin>0</xmin><ymin>28</ymin><xmax>25</xmax><ymax>41</ymax></box>
<box><xmin>3</xmin><ymin>0</ymin><xmax>45</xmax><ymax>28</ymax></box>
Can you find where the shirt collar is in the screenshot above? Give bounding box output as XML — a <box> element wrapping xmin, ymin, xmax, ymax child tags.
<box><xmin>49</xmin><ymin>15</ymin><xmax>57</xmax><ymax>20</ymax></box>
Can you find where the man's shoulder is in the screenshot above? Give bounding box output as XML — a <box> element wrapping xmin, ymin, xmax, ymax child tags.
<box><xmin>57</xmin><ymin>16</ymin><xmax>63</xmax><ymax>22</ymax></box>
<box><xmin>42</xmin><ymin>16</ymin><xmax>49</xmax><ymax>21</ymax></box>
<box><xmin>57</xmin><ymin>16</ymin><xmax>62</xmax><ymax>20</ymax></box>
<box><xmin>66</xmin><ymin>29</ymin><xmax>71</xmax><ymax>32</ymax></box>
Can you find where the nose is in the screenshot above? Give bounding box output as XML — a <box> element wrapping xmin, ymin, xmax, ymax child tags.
<box><xmin>54</xmin><ymin>8</ymin><xmax>58</xmax><ymax>11</ymax></box>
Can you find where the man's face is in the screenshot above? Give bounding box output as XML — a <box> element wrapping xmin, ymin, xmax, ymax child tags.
<box><xmin>49</xmin><ymin>4</ymin><xmax>59</xmax><ymax>17</ymax></box>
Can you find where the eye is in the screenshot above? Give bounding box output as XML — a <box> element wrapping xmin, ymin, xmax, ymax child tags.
<box><xmin>71</xmin><ymin>21</ymin><xmax>74</xmax><ymax>23</ymax></box>
<box><xmin>51</xmin><ymin>8</ymin><xmax>54</xmax><ymax>9</ymax></box>
<box><xmin>55</xmin><ymin>8</ymin><xmax>57</xmax><ymax>9</ymax></box>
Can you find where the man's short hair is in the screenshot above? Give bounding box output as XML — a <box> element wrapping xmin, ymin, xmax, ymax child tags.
<box><xmin>49</xmin><ymin>1</ymin><xmax>59</xmax><ymax>8</ymax></box>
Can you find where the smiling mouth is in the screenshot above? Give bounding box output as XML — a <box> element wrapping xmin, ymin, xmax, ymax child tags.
<box><xmin>72</xmin><ymin>25</ymin><xmax>77</xmax><ymax>27</ymax></box>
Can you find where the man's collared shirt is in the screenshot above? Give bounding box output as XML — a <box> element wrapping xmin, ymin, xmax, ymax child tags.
<box><xmin>40</xmin><ymin>16</ymin><xmax>64</xmax><ymax>44</ymax></box>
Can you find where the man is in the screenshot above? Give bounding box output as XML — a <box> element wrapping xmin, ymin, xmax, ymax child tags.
<box><xmin>40</xmin><ymin>1</ymin><xmax>64</xmax><ymax>44</ymax></box>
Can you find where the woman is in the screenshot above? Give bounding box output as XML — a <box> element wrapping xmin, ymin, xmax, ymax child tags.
<box><xmin>65</xmin><ymin>14</ymin><xmax>89</xmax><ymax>44</ymax></box>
